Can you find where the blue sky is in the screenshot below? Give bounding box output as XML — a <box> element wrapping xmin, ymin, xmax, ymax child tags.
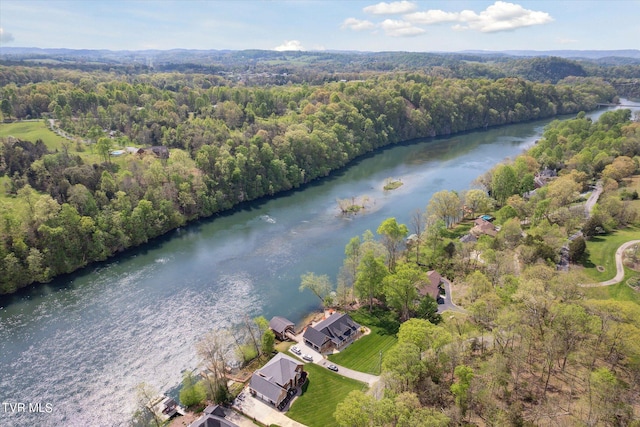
<box><xmin>0</xmin><ymin>1</ymin><xmax>638</xmax><ymax>52</ymax></box>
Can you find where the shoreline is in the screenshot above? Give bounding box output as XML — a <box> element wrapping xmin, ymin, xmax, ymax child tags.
<box><xmin>0</xmin><ymin>106</ymin><xmax>615</xmax><ymax>300</ymax></box>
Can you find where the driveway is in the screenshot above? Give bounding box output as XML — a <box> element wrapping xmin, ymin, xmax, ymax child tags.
<box><xmin>314</xmin><ymin>358</ymin><xmax>380</xmax><ymax>387</ymax></box>
<box><xmin>291</xmin><ymin>335</ymin><xmax>381</xmax><ymax>387</ymax></box>
<box><xmin>584</xmin><ymin>181</ymin><xmax>603</xmax><ymax>218</ymax></box>
<box><xmin>580</xmin><ymin>240</ymin><xmax>640</xmax><ymax>287</ymax></box>
<box><xmin>233</xmin><ymin>387</ymin><xmax>306</xmax><ymax>427</ymax></box>
<box><xmin>437</xmin><ymin>278</ymin><xmax>467</xmax><ymax>314</ymax></box>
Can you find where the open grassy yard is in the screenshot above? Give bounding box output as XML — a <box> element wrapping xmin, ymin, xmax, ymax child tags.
<box><xmin>581</xmin><ymin>226</ymin><xmax>640</xmax><ymax>282</ymax></box>
<box><xmin>620</xmin><ymin>175</ymin><xmax>640</xmax><ymax>212</ymax></box>
<box><xmin>1</xmin><ymin>120</ymin><xmax>144</xmax><ymax>176</ymax></box>
<box><xmin>328</xmin><ymin>308</ymin><xmax>398</xmax><ymax>375</ymax></box>
<box><xmin>328</xmin><ymin>329</ymin><xmax>397</xmax><ymax>375</ymax></box>
<box><xmin>583</xmin><ymin>278</ymin><xmax>640</xmax><ymax>304</ymax></box>
<box><xmin>286</xmin><ymin>363</ymin><xmax>367</xmax><ymax>427</ymax></box>
<box><xmin>0</xmin><ymin>120</ymin><xmax>69</xmax><ymax>151</ymax></box>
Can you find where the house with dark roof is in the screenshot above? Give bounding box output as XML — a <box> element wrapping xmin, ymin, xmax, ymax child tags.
<box><xmin>418</xmin><ymin>270</ymin><xmax>443</xmax><ymax>302</ymax></box>
<box><xmin>189</xmin><ymin>405</ymin><xmax>238</xmax><ymax>427</ymax></box>
<box><xmin>460</xmin><ymin>233</ymin><xmax>478</xmax><ymax>244</ymax></box>
<box><xmin>137</xmin><ymin>145</ymin><xmax>169</xmax><ymax>159</ymax></box>
<box><xmin>269</xmin><ymin>316</ymin><xmax>295</xmax><ymax>341</ymax></box>
<box><xmin>302</xmin><ymin>312</ymin><xmax>361</xmax><ymax>353</ymax></box>
<box><xmin>249</xmin><ymin>353</ymin><xmax>306</xmax><ymax>410</ymax></box>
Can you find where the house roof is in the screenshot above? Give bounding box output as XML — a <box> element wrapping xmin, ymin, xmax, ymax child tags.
<box><xmin>189</xmin><ymin>414</ymin><xmax>238</xmax><ymax>427</ymax></box>
<box><xmin>416</xmin><ymin>270</ymin><xmax>442</xmax><ymax>300</ymax></box>
<box><xmin>269</xmin><ymin>316</ymin><xmax>294</xmax><ymax>334</ymax></box>
<box><xmin>471</xmin><ymin>218</ymin><xmax>498</xmax><ymax>237</ymax></box>
<box><xmin>460</xmin><ymin>233</ymin><xmax>477</xmax><ymax>243</ymax></box>
<box><xmin>303</xmin><ymin>313</ymin><xmax>360</xmax><ymax>349</ymax></box>
<box><xmin>204</xmin><ymin>405</ymin><xmax>227</xmax><ymax>417</ymax></box>
<box><xmin>427</xmin><ymin>270</ymin><xmax>442</xmax><ymax>288</ymax></box>
<box><xmin>303</xmin><ymin>325</ymin><xmax>331</xmax><ymax>348</ymax></box>
<box><xmin>249</xmin><ymin>353</ymin><xmax>302</xmax><ymax>403</ymax></box>
<box><xmin>259</xmin><ymin>353</ymin><xmax>302</xmax><ymax>387</ymax></box>
<box><xmin>250</xmin><ymin>374</ymin><xmax>286</xmax><ymax>403</ymax></box>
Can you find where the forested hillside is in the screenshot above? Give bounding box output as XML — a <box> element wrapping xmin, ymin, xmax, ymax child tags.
<box><xmin>0</xmin><ymin>66</ymin><xmax>618</xmax><ymax>294</ymax></box>
<box><xmin>328</xmin><ymin>110</ymin><xmax>640</xmax><ymax>426</ymax></box>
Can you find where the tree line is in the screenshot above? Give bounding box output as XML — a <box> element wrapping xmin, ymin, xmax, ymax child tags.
<box><xmin>0</xmin><ymin>67</ymin><xmax>619</xmax><ymax>294</ymax></box>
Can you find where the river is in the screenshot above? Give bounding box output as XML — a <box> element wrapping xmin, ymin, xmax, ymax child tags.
<box><xmin>1</xmin><ymin>103</ymin><xmax>638</xmax><ymax>426</ymax></box>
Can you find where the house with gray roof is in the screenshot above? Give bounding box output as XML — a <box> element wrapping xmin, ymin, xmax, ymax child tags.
<box><xmin>249</xmin><ymin>353</ymin><xmax>306</xmax><ymax>410</ymax></box>
<box><xmin>188</xmin><ymin>405</ymin><xmax>238</xmax><ymax>427</ymax></box>
<box><xmin>269</xmin><ymin>316</ymin><xmax>295</xmax><ymax>341</ymax></box>
<box><xmin>302</xmin><ymin>312</ymin><xmax>361</xmax><ymax>353</ymax></box>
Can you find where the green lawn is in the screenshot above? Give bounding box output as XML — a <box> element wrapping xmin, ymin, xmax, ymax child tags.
<box><xmin>583</xmin><ymin>278</ymin><xmax>640</xmax><ymax>304</ymax></box>
<box><xmin>581</xmin><ymin>226</ymin><xmax>640</xmax><ymax>282</ymax></box>
<box><xmin>0</xmin><ymin>120</ymin><xmax>69</xmax><ymax>151</ymax></box>
<box><xmin>327</xmin><ymin>308</ymin><xmax>398</xmax><ymax>375</ymax></box>
<box><xmin>0</xmin><ymin>120</ymin><xmax>138</xmax><ymax>172</ymax></box>
<box><xmin>327</xmin><ymin>329</ymin><xmax>397</xmax><ymax>375</ymax></box>
<box><xmin>286</xmin><ymin>363</ymin><xmax>367</xmax><ymax>427</ymax></box>
<box><xmin>444</xmin><ymin>220</ymin><xmax>473</xmax><ymax>239</ymax></box>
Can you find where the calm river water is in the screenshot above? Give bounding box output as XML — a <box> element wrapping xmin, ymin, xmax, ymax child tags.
<box><xmin>1</xmin><ymin>103</ymin><xmax>637</xmax><ymax>426</ymax></box>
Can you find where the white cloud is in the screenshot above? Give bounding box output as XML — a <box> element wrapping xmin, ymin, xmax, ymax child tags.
<box><xmin>341</xmin><ymin>18</ymin><xmax>376</xmax><ymax>31</ymax></box>
<box><xmin>364</xmin><ymin>1</ymin><xmax>417</xmax><ymax>15</ymax></box>
<box><xmin>0</xmin><ymin>28</ymin><xmax>15</xmax><ymax>43</ymax></box>
<box><xmin>273</xmin><ymin>40</ymin><xmax>305</xmax><ymax>51</ymax></box>
<box><xmin>453</xmin><ymin>1</ymin><xmax>553</xmax><ymax>33</ymax></box>
<box><xmin>380</xmin><ymin>19</ymin><xmax>425</xmax><ymax>37</ymax></box>
<box><xmin>405</xmin><ymin>2</ymin><xmax>552</xmax><ymax>33</ymax></box>
<box><xmin>405</xmin><ymin>10</ymin><xmax>459</xmax><ymax>25</ymax></box>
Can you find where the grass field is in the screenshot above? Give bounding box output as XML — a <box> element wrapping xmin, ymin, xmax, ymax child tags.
<box><xmin>583</xmin><ymin>278</ymin><xmax>640</xmax><ymax>304</ymax></box>
<box><xmin>0</xmin><ymin>120</ymin><xmax>69</xmax><ymax>151</ymax></box>
<box><xmin>286</xmin><ymin>363</ymin><xmax>367</xmax><ymax>427</ymax></box>
<box><xmin>620</xmin><ymin>175</ymin><xmax>640</xmax><ymax>212</ymax></box>
<box><xmin>0</xmin><ymin>120</ymin><xmax>139</xmax><ymax>174</ymax></box>
<box><xmin>581</xmin><ymin>226</ymin><xmax>640</xmax><ymax>282</ymax></box>
<box><xmin>327</xmin><ymin>308</ymin><xmax>398</xmax><ymax>375</ymax></box>
<box><xmin>327</xmin><ymin>329</ymin><xmax>397</xmax><ymax>375</ymax></box>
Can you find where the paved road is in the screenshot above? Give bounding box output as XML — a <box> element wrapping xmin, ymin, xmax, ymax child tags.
<box><xmin>557</xmin><ymin>181</ymin><xmax>601</xmax><ymax>271</ymax></box>
<box><xmin>585</xmin><ymin>181</ymin><xmax>603</xmax><ymax>219</ymax></box>
<box><xmin>580</xmin><ymin>240</ymin><xmax>640</xmax><ymax>287</ymax></box>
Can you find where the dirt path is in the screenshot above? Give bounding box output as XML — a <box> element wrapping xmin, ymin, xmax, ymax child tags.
<box><xmin>580</xmin><ymin>240</ymin><xmax>640</xmax><ymax>287</ymax></box>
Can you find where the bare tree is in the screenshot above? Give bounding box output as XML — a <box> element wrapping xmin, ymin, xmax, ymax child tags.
<box><xmin>131</xmin><ymin>382</ymin><xmax>162</xmax><ymax>427</ymax></box>
<box><xmin>196</xmin><ymin>329</ymin><xmax>231</xmax><ymax>401</ymax></box>
<box><xmin>410</xmin><ymin>209</ymin><xmax>423</xmax><ymax>263</ymax></box>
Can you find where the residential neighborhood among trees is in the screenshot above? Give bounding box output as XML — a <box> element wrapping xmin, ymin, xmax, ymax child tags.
<box><xmin>1</xmin><ymin>49</ymin><xmax>640</xmax><ymax>426</ymax></box>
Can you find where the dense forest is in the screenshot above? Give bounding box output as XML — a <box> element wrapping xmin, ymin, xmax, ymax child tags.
<box><xmin>0</xmin><ymin>59</ymin><xmax>624</xmax><ymax>294</ymax></box>
<box><xmin>322</xmin><ymin>109</ymin><xmax>640</xmax><ymax>426</ymax></box>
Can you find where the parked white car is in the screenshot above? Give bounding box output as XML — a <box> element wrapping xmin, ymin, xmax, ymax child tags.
<box><xmin>302</xmin><ymin>354</ymin><xmax>313</xmax><ymax>362</ymax></box>
<box><xmin>290</xmin><ymin>346</ymin><xmax>301</xmax><ymax>355</ymax></box>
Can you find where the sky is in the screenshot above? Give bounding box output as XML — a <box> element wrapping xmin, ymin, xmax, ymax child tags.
<box><xmin>0</xmin><ymin>1</ymin><xmax>638</xmax><ymax>53</ymax></box>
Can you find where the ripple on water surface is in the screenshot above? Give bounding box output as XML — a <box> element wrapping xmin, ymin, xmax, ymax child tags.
<box><xmin>0</xmin><ymin>264</ymin><xmax>260</xmax><ymax>426</ymax></box>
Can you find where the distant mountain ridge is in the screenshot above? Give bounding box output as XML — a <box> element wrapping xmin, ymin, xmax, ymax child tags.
<box><xmin>462</xmin><ymin>49</ymin><xmax>640</xmax><ymax>59</ymax></box>
<box><xmin>1</xmin><ymin>47</ymin><xmax>639</xmax><ymax>59</ymax></box>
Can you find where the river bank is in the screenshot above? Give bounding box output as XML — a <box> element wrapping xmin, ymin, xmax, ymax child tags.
<box><xmin>2</xmin><ymin>103</ymin><xmax>637</xmax><ymax>427</ymax></box>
